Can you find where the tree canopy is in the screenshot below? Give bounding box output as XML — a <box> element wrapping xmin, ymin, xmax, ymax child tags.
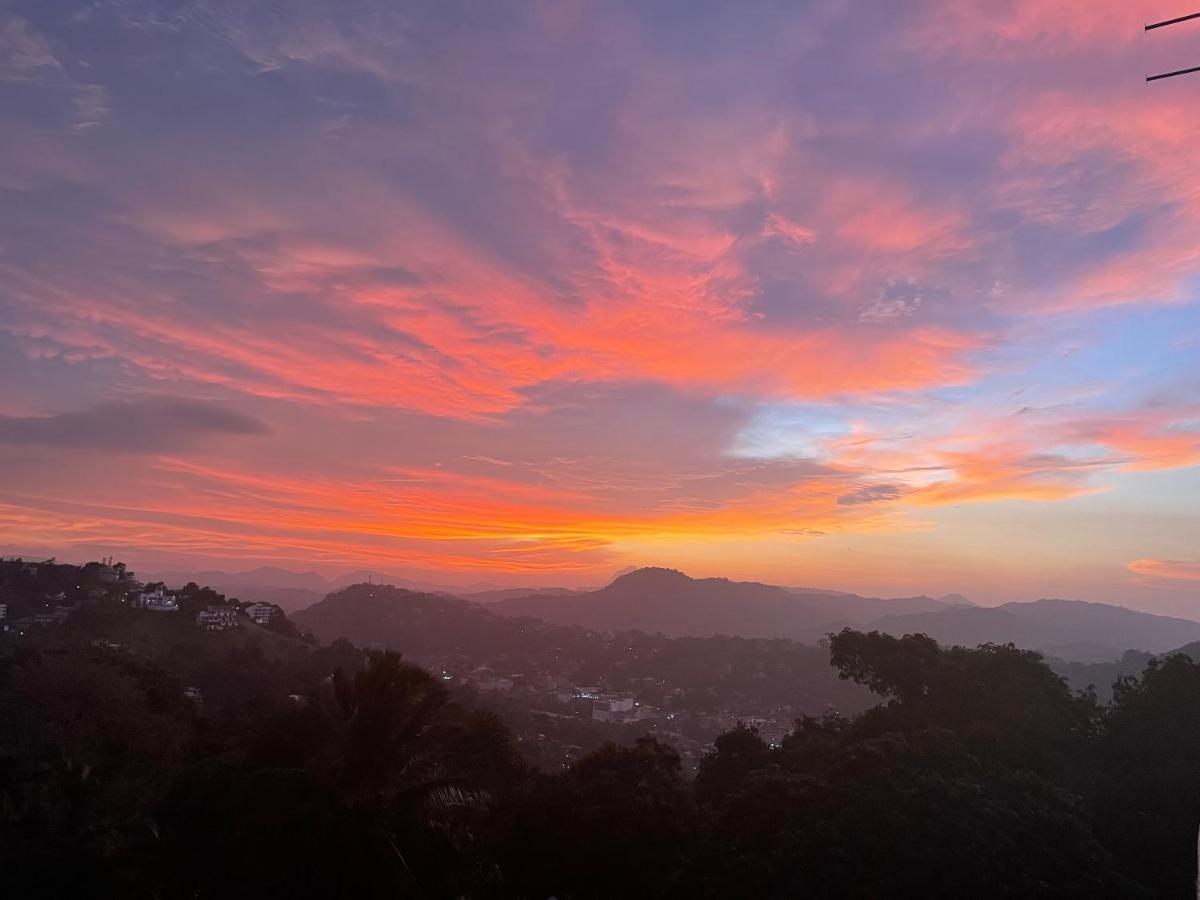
<box><xmin>3</xmin><ymin>619</ymin><xmax>1197</xmax><ymax>897</ymax></box>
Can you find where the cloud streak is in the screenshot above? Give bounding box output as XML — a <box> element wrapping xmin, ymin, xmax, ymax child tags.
<box><xmin>0</xmin><ymin>398</ymin><xmax>270</xmax><ymax>452</ymax></box>
<box><xmin>0</xmin><ymin>1</ymin><xmax>1197</xmax><ymax>601</ymax></box>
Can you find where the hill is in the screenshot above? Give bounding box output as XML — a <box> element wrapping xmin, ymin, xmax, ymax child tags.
<box><xmin>490</xmin><ymin>567</ymin><xmax>965</xmax><ymax>640</ymax></box>
<box><xmin>868</xmin><ymin>598</ymin><xmax>1200</xmax><ymax>661</ymax></box>
<box><xmin>461</xmin><ymin>586</ymin><xmax>581</xmax><ymax>604</ymax></box>
<box><xmin>491</xmin><ymin>568</ymin><xmax>824</xmax><ymax>639</ymax></box>
<box><xmin>150</xmin><ymin>565</ymin><xmax>570</xmax><ymax>611</ymax></box>
<box><xmin>292</xmin><ymin>583</ymin><xmax>591</xmax><ymax>661</ymax></box>
<box><xmin>154</xmin><ymin>565</ymin><xmax>329</xmax><ymax>592</ymax></box>
<box><xmin>150</xmin><ymin>566</ymin><xmax>331</xmax><ymax>610</ymax></box>
<box><xmin>786</xmin><ymin>587</ymin><xmax>970</xmax><ymax>625</ymax></box>
<box><xmin>293</xmin><ymin>582</ymin><xmax>876</xmax><ymax>718</ymax></box>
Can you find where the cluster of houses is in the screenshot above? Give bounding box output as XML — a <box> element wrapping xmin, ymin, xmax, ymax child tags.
<box><xmin>0</xmin><ymin>557</ymin><xmax>284</xmax><ymax>636</ymax></box>
<box><xmin>135</xmin><ymin>587</ymin><xmax>180</xmax><ymax>612</ymax></box>
<box><xmin>194</xmin><ymin>601</ymin><xmax>279</xmax><ymax>631</ymax></box>
<box><xmin>457</xmin><ymin>667</ymin><xmax>644</xmax><ymax>724</ymax></box>
<box><xmin>137</xmin><ymin>591</ymin><xmax>280</xmax><ymax>633</ymax></box>
<box><xmin>416</xmin><ymin>654</ymin><xmax>798</xmax><ymax>772</ymax></box>
<box><xmin>590</xmin><ymin>693</ymin><xmax>638</xmax><ymax>723</ymax></box>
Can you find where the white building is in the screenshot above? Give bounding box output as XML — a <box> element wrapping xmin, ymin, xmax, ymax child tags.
<box><xmin>243</xmin><ymin>602</ymin><xmax>277</xmax><ymax>626</ymax></box>
<box><xmin>592</xmin><ymin>694</ymin><xmax>637</xmax><ymax>722</ymax></box>
<box><xmin>196</xmin><ymin>605</ymin><xmax>239</xmax><ymax>632</ymax></box>
<box><xmin>97</xmin><ymin>557</ymin><xmax>136</xmax><ymax>584</ymax></box>
<box><xmin>136</xmin><ymin>588</ymin><xmax>179</xmax><ymax>612</ymax></box>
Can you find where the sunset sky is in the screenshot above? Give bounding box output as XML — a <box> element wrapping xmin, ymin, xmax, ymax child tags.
<box><xmin>2</xmin><ymin>1</ymin><xmax>1199</xmax><ymax>612</ymax></box>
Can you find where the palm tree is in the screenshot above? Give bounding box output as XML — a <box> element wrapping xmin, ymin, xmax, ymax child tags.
<box><xmin>321</xmin><ymin>652</ymin><xmax>507</xmax><ymax>896</ymax></box>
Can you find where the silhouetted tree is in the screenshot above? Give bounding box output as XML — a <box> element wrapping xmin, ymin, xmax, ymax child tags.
<box><xmin>829</xmin><ymin>628</ymin><xmax>1097</xmax><ymax>780</ymax></box>
<box><xmin>499</xmin><ymin>736</ymin><xmax>694</xmax><ymax>898</ymax></box>
<box><xmin>1092</xmin><ymin>653</ymin><xmax>1200</xmax><ymax>897</ymax></box>
<box><xmin>695</xmin><ymin>722</ymin><xmax>771</xmax><ymax>805</ymax></box>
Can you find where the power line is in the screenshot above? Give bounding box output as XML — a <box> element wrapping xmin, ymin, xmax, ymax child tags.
<box><xmin>1146</xmin><ymin>11</ymin><xmax>1200</xmax><ymax>81</ymax></box>
<box><xmin>1146</xmin><ymin>11</ymin><xmax>1200</xmax><ymax>31</ymax></box>
<box><xmin>1148</xmin><ymin>63</ymin><xmax>1200</xmax><ymax>81</ymax></box>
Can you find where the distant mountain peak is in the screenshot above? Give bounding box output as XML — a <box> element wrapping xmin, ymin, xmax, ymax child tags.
<box><xmin>868</xmin><ymin>596</ymin><xmax>1200</xmax><ymax>660</ymax></box>
<box><xmin>938</xmin><ymin>593</ymin><xmax>974</xmax><ymax>607</ymax></box>
<box><xmin>605</xmin><ymin>566</ymin><xmax>692</xmax><ymax>589</ymax></box>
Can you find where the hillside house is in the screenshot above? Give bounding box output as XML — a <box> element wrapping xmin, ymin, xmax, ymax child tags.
<box><xmin>136</xmin><ymin>588</ymin><xmax>180</xmax><ymax>612</ymax></box>
<box><xmin>243</xmin><ymin>602</ymin><xmax>277</xmax><ymax>625</ymax></box>
<box><xmin>97</xmin><ymin>557</ymin><xmax>136</xmax><ymax>584</ymax></box>
<box><xmin>196</xmin><ymin>605</ymin><xmax>239</xmax><ymax>632</ymax></box>
<box><xmin>592</xmin><ymin>694</ymin><xmax>637</xmax><ymax>722</ymax></box>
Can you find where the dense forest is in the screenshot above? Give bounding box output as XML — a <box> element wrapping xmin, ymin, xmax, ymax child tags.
<box><xmin>6</xmin><ymin>594</ymin><xmax>1200</xmax><ymax>897</ymax></box>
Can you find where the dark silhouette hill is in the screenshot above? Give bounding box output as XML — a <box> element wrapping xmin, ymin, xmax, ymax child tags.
<box><xmin>461</xmin><ymin>586</ymin><xmax>580</xmax><ymax>604</ymax></box>
<box><xmin>489</xmin><ymin>567</ymin><xmax>963</xmax><ymax>640</ymax></box>
<box><xmin>786</xmin><ymin>587</ymin><xmax>970</xmax><ymax>625</ymax></box>
<box><xmin>292</xmin><ymin>583</ymin><xmax>589</xmax><ymax>659</ymax></box>
<box><xmin>154</xmin><ymin>565</ymin><xmax>329</xmax><ymax>593</ymax></box>
<box><xmin>150</xmin><ymin>566</ymin><xmax>331</xmax><ymax>610</ymax></box>
<box><xmin>491</xmin><ymin>568</ymin><xmax>823</xmax><ymax>638</ymax></box>
<box><xmin>151</xmin><ymin>565</ymin><xmax>568</xmax><ymax>610</ymax></box>
<box><xmin>868</xmin><ymin>598</ymin><xmax>1200</xmax><ymax>660</ymax></box>
<box><xmin>292</xmin><ymin>582</ymin><xmax>878</xmax><ymax>718</ymax></box>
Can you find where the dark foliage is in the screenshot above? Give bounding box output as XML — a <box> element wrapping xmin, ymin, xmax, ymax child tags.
<box><xmin>4</xmin><ymin>583</ymin><xmax>1198</xmax><ymax>897</ymax></box>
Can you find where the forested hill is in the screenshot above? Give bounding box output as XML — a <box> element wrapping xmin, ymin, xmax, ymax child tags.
<box><xmin>488</xmin><ymin>567</ymin><xmax>1194</xmax><ymax>662</ymax></box>
<box><xmin>489</xmin><ymin>567</ymin><xmax>963</xmax><ymax>641</ymax></box>
<box><xmin>11</xmin><ymin>560</ymin><xmax>1200</xmax><ymax>896</ymax></box>
<box><xmin>869</xmin><ymin>597</ymin><xmax>1200</xmax><ymax>660</ymax></box>
<box><xmin>294</xmin><ymin>582</ymin><xmax>577</xmax><ymax>658</ymax></box>
<box><xmin>9</xmin><ymin>608</ymin><xmax>1200</xmax><ymax>895</ymax></box>
<box><xmin>293</xmin><ymin>583</ymin><xmax>876</xmax><ymax>717</ymax></box>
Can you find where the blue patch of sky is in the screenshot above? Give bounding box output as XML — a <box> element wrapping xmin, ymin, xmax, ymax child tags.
<box><xmin>731</xmin><ymin>293</ymin><xmax>1200</xmax><ymax>462</ymax></box>
<box><xmin>934</xmin><ymin>296</ymin><xmax>1200</xmax><ymax>413</ymax></box>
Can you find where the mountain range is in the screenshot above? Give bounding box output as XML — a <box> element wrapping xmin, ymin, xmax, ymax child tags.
<box><xmin>488</xmin><ymin>567</ymin><xmax>1200</xmax><ymax>660</ymax></box>
<box><xmin>868</xmin><ymin>598</ymin><xmax>1200</xmax><ymax>660</ymax></box>
<box><xmin>489</xmin><ymin>567</ymin><xmax>968</xmax><ymax>644</ymax></box>
<box><xmin>161</xmin><ymin>564</ymin><xmax>1199</xmax><ymax>661</ymax></box>
<box><xmin>292</xmin><ymin>583</ymin><xmax>551</xmax><ymax>658</ymax></box>
<box><xmin>148</xmin><ymin>565</ymin><xmax>512</xmax><ymax>611</ymax></box>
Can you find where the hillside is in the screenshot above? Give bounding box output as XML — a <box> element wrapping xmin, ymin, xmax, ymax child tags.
<box><xmin>293</xmin><ymin>583</ymin><xmax>591</xmax><ymax>660</ymax></box>
<box><xmin>462</xmin><ymin>586</ymin><xmax>581</xmax><ymax>604</ymax></box>
<box><xmin>868</xmin><ymin>598</ymin><xmax>1200</xmax><ymax>661</ymax></box>
<box><xmin>149</xmin><ymin>565</ymin><xmax>564</xmax><ymax>610</ymax></box>
<box><xmin>293</xmin><ymin>582</ymin><xmax>876</xmax><ymax>716</ymax></box>
<box><xmin>492</xmin><ymin>568</ymin><xmax>821</xmax><ymax>639</ymax></box>
<box><xmin>786</xmin><ymin>588</ymin><xmax>971</xmax><ymax>625</ymax></box>
<box><xmin>490</xmin><ymin>567</ymin><xmax>964</xmax><ymax>640</ymax></box>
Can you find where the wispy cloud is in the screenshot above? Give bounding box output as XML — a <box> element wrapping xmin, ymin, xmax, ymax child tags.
<box><xmin>1127</xmin><ymin>559</ymin><xmax>1200</xmax><ymax>584</ymax></box>
<box><xmin>0</xmin><ymin>397</ymin><xmax>270</xmax><ymax>452</ymax></box>
<box><xmin>0</xmin><ymin>1</ymin><xmax>1197</xmax><ymax>597</ymax></box>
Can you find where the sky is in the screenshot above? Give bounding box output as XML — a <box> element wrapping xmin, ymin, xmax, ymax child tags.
<box><xmin>1</xmin><ymin>1</ymin><xmax>1199</xmax><ymax>613</ymax></box>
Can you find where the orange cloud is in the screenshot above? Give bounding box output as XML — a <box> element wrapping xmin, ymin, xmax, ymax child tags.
<box><xmin>3</xmin><ymin>0</ymin><xmax>1200</xmax><ymax>591</ymax></box>
<box><xmin>1127</xmin><ymin>559</ymin><xmax>1200</xmax><ymax>583</ymax></box>
<box><xmin>811</xmin><ymin>401</ymin><xmax>1200</xmax><ymax>510</ymax></box>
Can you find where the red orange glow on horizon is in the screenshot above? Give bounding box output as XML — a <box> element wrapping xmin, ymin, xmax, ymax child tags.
<box><xmin>0</xmin><ymin>1</ymin><xmax>1198</xmax><ymax>612</ymax></box>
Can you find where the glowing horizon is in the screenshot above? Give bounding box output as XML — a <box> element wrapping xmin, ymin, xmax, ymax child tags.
<box><xmin>1</xmin><ymin>2</ymin><xmax>1198</xmax><ymax>613</ymax></box>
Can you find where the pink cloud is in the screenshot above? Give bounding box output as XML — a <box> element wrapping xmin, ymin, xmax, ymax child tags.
<box><xmin>1127</xmin><ymin>559</ymin><xmax>1200</xmax><ymax>583</ymax></box>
